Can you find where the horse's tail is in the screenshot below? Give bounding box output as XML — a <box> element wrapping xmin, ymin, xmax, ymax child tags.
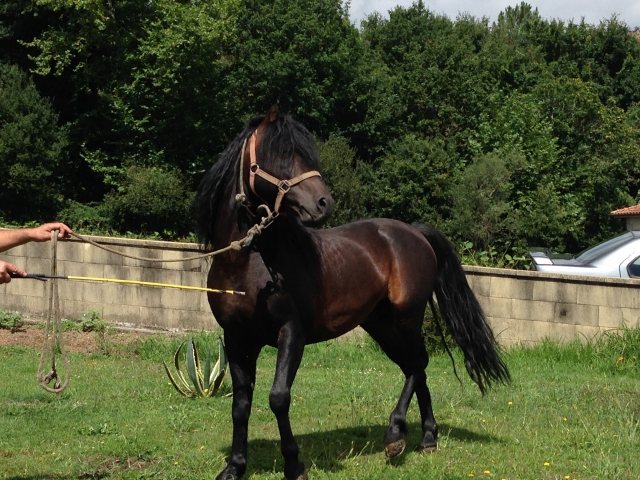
<box><xmin>412</xmin><ymin>223</ymin><xmax>511</xmax><ymax>394</ymax></box>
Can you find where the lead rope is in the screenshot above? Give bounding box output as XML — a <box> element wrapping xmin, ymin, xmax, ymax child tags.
<box><xmin>37</xmin><ymin>230</ymin><xmax>70</xmax><ymax>394</ymax></box>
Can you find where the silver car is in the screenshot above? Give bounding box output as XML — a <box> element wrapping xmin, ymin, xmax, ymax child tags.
<box><xmin>529</xmin><ymin>231</ymin><xmax>640</xmax><ymax>278</ymax></box>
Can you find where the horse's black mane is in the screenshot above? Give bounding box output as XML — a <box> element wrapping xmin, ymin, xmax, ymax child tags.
<box><xmin>194</xmin><ymin>113</ymin><xmax>321</xmax><ymax>249</ymax></box>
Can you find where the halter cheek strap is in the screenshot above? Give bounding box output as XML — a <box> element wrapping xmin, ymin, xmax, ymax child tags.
<box><xmin>245</xmin><ymin>130</ymin><xmax>321</xmax><ymax>214</ymax></box>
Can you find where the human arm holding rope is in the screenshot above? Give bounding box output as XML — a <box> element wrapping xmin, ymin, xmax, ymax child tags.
<box><xmin>0</xmin><ymin>222</ymin><xmax>72</xmax><ymax>284</ymax></box>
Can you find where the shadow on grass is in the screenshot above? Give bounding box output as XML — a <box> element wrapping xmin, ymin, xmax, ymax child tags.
<box><xmin>225</xmin><ymin>421</ymin><xmax>502</xmax><ymax>477</ymax></box>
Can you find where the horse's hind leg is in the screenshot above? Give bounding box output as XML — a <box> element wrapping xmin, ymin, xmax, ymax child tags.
<box><xmin>414</xmin><ymin>371</ymin><xmax>438</xmax><ymax>453</ymax></box>
<box><xmin>362</xmin><ymin>310</ymin><xmax>438</xmax><ymax>457</ymax></box>
<box><xmin>270</xmin><ymin>321</ymin><xmax>307</xmax><ymax>480</ymax></box>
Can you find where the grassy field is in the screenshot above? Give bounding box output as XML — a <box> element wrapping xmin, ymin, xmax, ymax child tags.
<box><xmin>1</xmin><ymin>327</ymin><xmax>638</xmax><ymax>480</ymax></box>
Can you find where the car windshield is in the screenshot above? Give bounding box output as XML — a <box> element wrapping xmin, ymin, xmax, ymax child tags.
<box><xmin>575</xmin><ymin>232</ymin><xmax>635</xmax><ymax>264</ymax></box>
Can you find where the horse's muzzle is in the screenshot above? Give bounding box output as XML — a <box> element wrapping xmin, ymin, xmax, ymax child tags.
<box><xmin>291</xmin><ymin>193</ymin><xmax>334</xmax><ymax>227</ymax></box>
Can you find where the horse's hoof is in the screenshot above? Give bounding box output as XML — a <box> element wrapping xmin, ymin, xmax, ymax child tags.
<box><xmin>416</xmin><ymin>444</ymin><xmax>437</xmax><ymax>454</ymax></box>
<box><xmin>384</xmin><ymin>439</ymin><xmax>406</xmax><ymax>458</ymax></box>
<box><xmin>285</xmin><ymin>463</ymin><xmax>307</xmax><ymax>480</ymax></box>
<box><xmin>215</xmin><ymin>467</ymin><xmax>239</xmax><ymax>480</ymax></box>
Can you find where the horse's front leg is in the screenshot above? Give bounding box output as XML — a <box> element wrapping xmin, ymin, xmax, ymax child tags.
<box><xmin>216</xmin><ymin>336</ymin><xmax>260</xmax><ymax>480</ymax></box>
<box><xmin>270</xmin><ymin>321</ymin><xmax>307</xmax><ymax>480</ymax></box>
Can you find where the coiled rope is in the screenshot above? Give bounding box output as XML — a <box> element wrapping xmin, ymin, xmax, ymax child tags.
<box><xmin>37</xmin><ymin>231</ymin><xmax>69</xmax><ymax>394</ymax></box>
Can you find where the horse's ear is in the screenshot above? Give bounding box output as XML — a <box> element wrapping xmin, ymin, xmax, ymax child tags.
<box><xmin>257</xmin><ymin>105</ymin><xmax>279</xmax><ymax>131</ymax></box>
<box><xmin>266</xmin><ymin>104</ymin><xmax>279</xmax><ymax>123</ymax></box>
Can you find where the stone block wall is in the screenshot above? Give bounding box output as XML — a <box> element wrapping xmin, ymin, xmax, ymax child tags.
<box><xmin>464</xmin><ymin>266</ymin><xmax>640</xmax><ymax>345</ymax></box>
<box><xmin>2</xmin><ymin>231</ymin><xmax>639</xmax><ymax>343</ymax></box>
<box><xmin>1</xmin><ymin>234</ymin><xmax>218</xmax><ymax>331</ymax></box>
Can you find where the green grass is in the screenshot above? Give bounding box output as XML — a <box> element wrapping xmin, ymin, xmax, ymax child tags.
<box><xmin>1</xmin><ymin>328</ymin><xmax>639</xmax><ymax>480</ymax></box>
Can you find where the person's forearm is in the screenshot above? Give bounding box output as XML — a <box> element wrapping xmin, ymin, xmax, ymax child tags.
<box><xmin>0</xmin><ymin>228</ymin><xmax>38</xmax><ymax>252</ymax></box>
<box><xmin>0</xmin><ymin>223</ymin><xmax>72</xmax><ymax>252</ymax></box>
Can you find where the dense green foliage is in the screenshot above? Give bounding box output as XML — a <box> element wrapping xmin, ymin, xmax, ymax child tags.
<box><xmin>1</xmin><ymin>0</ymin><xmax>639</xmax><ymax>254</ymax></box>
<box><xmin>0</xmin><ymin>308</ymin><xmax>23</xmax><ymax>331</ymax></box>
<box><xmin>0</xmin><ymin>63</ymin><xmax>68</xmax><ymax>221</ymax></box>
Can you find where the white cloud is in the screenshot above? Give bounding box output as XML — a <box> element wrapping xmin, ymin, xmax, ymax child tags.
<box><xmin>347</xmin><ymin>0</ymin><xmax>640</xmax><ymax>29</ymax></box>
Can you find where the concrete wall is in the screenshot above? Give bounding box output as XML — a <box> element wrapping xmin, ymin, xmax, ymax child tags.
<box><xmin>464</xmin><ymin>265</ymin><xmax>640</xmax><ymax>345</ymax></box>
<box><xmin>2</xmin><ymin>233</ymin><xmax>639</xmax><ymax>343</ymax></box>
<box><xmin>1</xmin><ymin>235</ymin><xmax>218</xmax><ymax>331</ymax></box>
<box><xmin>625</xmin><ymin>217</ymin><xmax>640</xmax><ymax>231</ymax></box>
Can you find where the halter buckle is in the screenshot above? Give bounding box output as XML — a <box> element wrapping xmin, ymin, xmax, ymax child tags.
<box><xmin>278</xmin><ymin>179</ymin><xmax>291</xmax><ymax>194</ymax></box>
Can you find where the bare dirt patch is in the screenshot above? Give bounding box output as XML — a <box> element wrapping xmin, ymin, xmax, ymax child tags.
<box><xmin>0</xmin><ymin>324</ymin><xmax>149</xmax><ymax>355</ymax></box>
<box><xmin>79</xmin><ymin>455</ymin><xmax>159</xmax><ymax>478</ymax></box>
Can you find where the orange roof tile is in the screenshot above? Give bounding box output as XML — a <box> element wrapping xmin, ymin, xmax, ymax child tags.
<box><xmin>610</xmin><ymin>205</ymin><xmax>640</xmax><ymax>216</ymax></box>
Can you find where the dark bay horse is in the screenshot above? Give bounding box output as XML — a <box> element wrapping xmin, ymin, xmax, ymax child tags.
<box><xmin>195</xmin><ymin>106</ymin><xmax>510</xmax><ymax>480</ymax></box>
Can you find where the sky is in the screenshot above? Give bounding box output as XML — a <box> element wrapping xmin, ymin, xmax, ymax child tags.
<box><xmin>348</xmin><ymin>0</ymin><xmax>640</xmax><ymax>29</ymax></box>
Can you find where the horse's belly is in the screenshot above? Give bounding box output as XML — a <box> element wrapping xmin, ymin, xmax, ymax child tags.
<box><xmin>308</xmin><ymin>316</ymin><xmax>364</xmax><ymax>342</ymax></box>
<box><xmin>309</xmin><ymin>287</ymin><xmax>385</xmax><ymax>342</ymax></box>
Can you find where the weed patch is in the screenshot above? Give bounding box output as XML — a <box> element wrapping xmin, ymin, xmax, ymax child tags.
<box><xmin>0</xmin><ymin>309</ymin><xmax>24</xmax><ymax>332</ymax></box>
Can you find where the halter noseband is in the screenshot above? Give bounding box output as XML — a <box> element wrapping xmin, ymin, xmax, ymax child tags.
<box><xmin>237</xmin><ymin>129</ymin><xmax>322</xmax><ymax>215</ymax></box>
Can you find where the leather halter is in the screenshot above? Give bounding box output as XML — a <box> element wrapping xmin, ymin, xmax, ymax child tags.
<box><xmin>238</xmin><ymin>129</ymin><xmax>322</xmax><ymax>214</ymax></box>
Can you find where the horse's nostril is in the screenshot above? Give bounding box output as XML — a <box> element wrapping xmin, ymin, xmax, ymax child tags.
<box><xmin>318</xmin><ymin>197</ymin><xmax>327</xmax><ymax>210</ymax></box>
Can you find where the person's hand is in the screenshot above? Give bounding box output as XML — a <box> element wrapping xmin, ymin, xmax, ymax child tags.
<box><xmin>0</xmin><ymin>260</ymin><xmax>26</xmax><ymax>284</ymax></box>
<box><xmin>30</xmin><ymin>222</ymin><xmax>73</xmax><ymax>242</ymax></box>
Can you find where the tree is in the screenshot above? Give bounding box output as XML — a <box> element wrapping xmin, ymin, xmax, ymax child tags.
<box><xmin>317</xmin><ymin>135</ymin><xmax>366</xmax><ymax>226</ymax></box>
<box><xmin>222</xmin><ymin>0</ymin><xmax>362</xmax><ymax>138</ymax></box>
<box><xmin>0</xmin><ymin>63</ymin><xmax>68</xmax><ymax>221</ymax></box>
<box><xmin>2</xmin><ymin>0</ymin><xmax>241</xmax><ymax>199</ymax></box>
<box><xmin>448</xmin><ymin>151</ymin><xmax>523</xmax><ymax>250</ymax></box>
<box><xmin>357</xmin><ymin>2</ymin><xmax>495</xmax><ymax>159</ymax></box>
<box><xmin>470</xmin><ymin>76</ymin><xmax>640</xmax><ymax>251</ymax></box>
<box><xmin>364</xmin><ymin>135</ymin><xmax>457</xmax><ymax>227</ymax></box>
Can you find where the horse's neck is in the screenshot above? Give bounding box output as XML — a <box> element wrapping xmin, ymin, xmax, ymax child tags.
<box><xmin>256</xmin><ymin>220</ymin><xmax>320</xmax><ymax>276</ymax></box>
<box><xmin>255</xmin><ymin>221</ymin><xmax>323</xmax><ymax>314</ymax></box>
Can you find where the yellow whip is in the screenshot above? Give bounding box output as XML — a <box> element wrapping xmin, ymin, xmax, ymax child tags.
<box><xmin>12</xmin><ymin>273</ymin><xmax>245</xmax><ymax>296</ymax></box>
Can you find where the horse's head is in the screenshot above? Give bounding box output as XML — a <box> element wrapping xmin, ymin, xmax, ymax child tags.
<box><xmin>241</xmin><ymin>106</ymin><xmax>334</xmax><ymax>227</ymax></box>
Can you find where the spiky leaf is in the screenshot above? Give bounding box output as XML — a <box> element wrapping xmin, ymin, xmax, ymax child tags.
<box><xmin>172</xmin><ymin>341</ymin><xmax>193</xmax><ymax>392</ymax></box>
<box><xmin>210</xmin><ymin>336</ymin><xmax>228</xmax><ymax>392</ymax></box>
<box><xmin>186</xmin><ymin>338</ymin><xmax>205</xmax><ymax>396</ymax></box>
<box><xmin>163</xmin><ymin>360</ymin><xmax>194</xmax><ymax>397</ymax></box>
<box><xmin>218</xmin><ymin>336</ymin><xmax>228</xmax><ymax>372</ymax></box>
<box><xmin>209</xmin><ymin>357</ymin><xmax>221</xmax><ymax>385</ymax></box>
<box><xmin>211</xmin><ymin>367</ymin><xmax>226</xmax><ymax>393</ymax></box>
<box><xmin>203</xmin><ymin>349</ymin><xmax>213</xmax><ymax>390</ymax></box>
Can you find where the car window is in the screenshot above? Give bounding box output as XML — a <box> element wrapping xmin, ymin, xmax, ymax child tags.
<box><xmin>628</xmin><ymin>256</ymin><xmax>640</xmax><ymax>278</ymax></box>
<box><xmin>576</xmin><ymin>232</ymin><xmax>635</xmax><ymax>264</ymax></box>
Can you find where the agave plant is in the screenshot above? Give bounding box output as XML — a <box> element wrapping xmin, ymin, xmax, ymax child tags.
<box><xmin>163</xmin><ymin>336</ymin><xmax>228</xmax><ymax>398</ymax></box>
